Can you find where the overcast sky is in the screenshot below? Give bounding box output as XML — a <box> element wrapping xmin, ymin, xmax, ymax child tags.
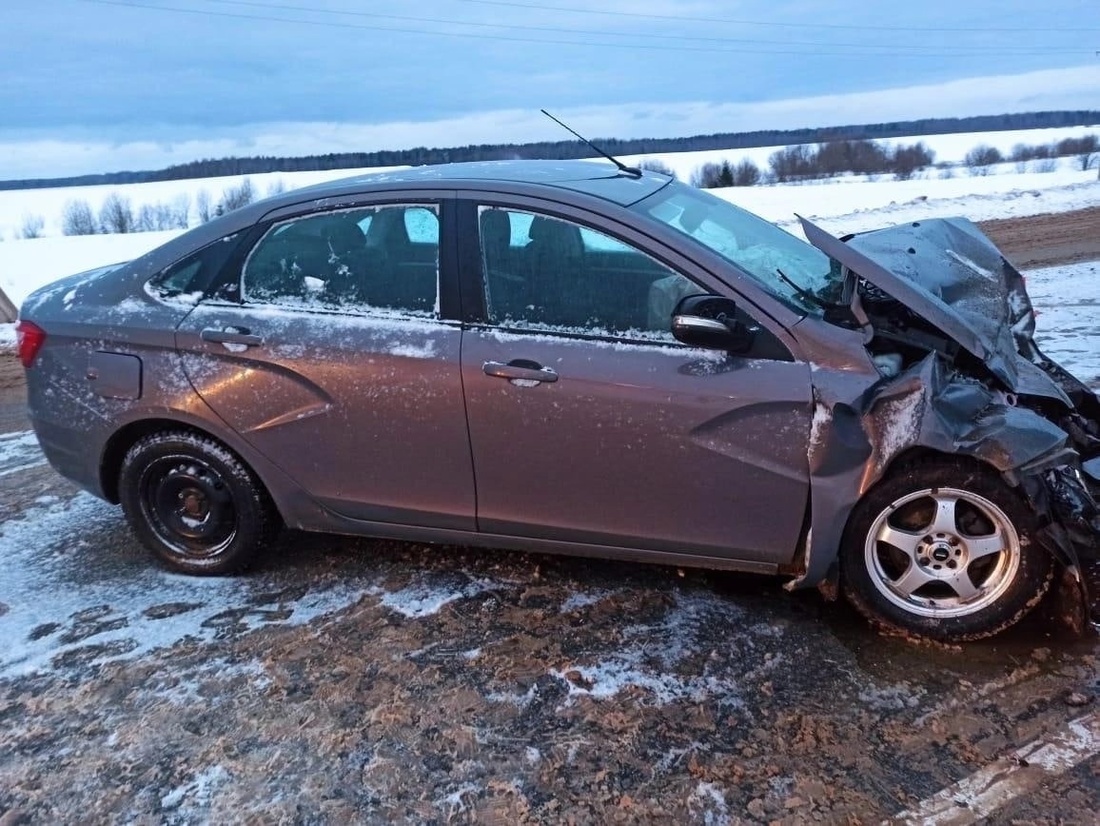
<box><xmin>2</xmin><ymin>0</ymin><xmax>1098</xmax><ymax>178</ymax></box>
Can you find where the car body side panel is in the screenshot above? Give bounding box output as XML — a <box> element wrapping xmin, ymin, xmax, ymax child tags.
<box><xmin>22</xmin><ymin>308</ymin><xmax>322</xmax><ymax>530</ymax></box>
<box><xmin>175</xmin><ymin>305</ymin><xmax>477</xmax><ymax>530</ymax></box>
<box><xmin>462</xmin><ymin>329</ymin><xmax>813</xmax><ymax>562</ymax></box>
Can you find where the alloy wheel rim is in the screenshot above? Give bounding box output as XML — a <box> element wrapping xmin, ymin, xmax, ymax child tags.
<box><xmin>864</xmin><ymin>486</ymin><xmax>1020</xmax><ymax>619</ymax></box>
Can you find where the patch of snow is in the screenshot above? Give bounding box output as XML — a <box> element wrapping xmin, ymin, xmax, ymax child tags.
<box><xmin>386</xmin><ymin>341</ymin><xmax>437</xmax><ymax>359</ymax></box>
<box><xmin>870</xmin><ymin>389</ymin><xmax>925</xmax><ymax>469</ymax></box>
<box><xmin>558</xmin><ymin>589</ymin><xmax>618</xmax><ymax>613</ymax></box>
<box><xmin>857</xmin><ymin>683</ymin><xmax>926</xmax><ymax>712</ymax></box>
<box><xmin>688</xmin><ymin>781</ymin><xmax>731</xmax><ymax>826</ymax></box>
<box><xmin>433</xmin><ymin>782</ymin><xmax>481</xmax><ymax>817</ymax></box>
<box><xmin>548</xmin><ymin>591</ymin><xmax>777</xmax><ymax>707</ymax></box>
<box><xmin>379</xmin><ymin>575</ymin><xmax>499</xmax><ymax>618</ymax></box>
<box><xmin>0</xmin><ymin>491</ymin><xmax>370</xmax><ymax>678</ymax></box>
<box><xmin>486</xmin><ymin>683</ymin><xmax>540</xmax><ymax>709</ymax></box>
<box><xmin>160</xmin><ymin>764</ymin><xmax>229</xmax><ymax>811</ymax></box>
<box><xmin>808</xmin><ymin>401</ymin><xmax>832</xmax><ymax>454</ymax></box>
<box><xmin>0</xmin><ymin>430</ymin><xmax>46</xmax><ymax>477</ymax></box>
<box><xmin>1024</xmin><ymin>261</ymin><xmax>1100</xmax><ymax>387</ymax></box>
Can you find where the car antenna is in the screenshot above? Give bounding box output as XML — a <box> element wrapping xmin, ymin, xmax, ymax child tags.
<box><xmin>540</xmin><ymin>109</ymin><xmax>642</xmax><ymax>177</ymax></box>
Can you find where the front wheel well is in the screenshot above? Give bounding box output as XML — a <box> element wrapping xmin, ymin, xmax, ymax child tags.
<box><xmin>871</xmin><ymin>448</ymin><xmax>1006</xmax><ymax>493</ymax></box>
<box><xmin>100</xmin><ymin>419</ymin><xmax>245</xmax><ymax>504</ymax></box>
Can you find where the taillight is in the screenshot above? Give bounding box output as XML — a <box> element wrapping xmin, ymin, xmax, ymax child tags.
<box><xmin>15</xmin><ymin>320</ymin><xmax>46</xmax><ymax>368</ymax></box>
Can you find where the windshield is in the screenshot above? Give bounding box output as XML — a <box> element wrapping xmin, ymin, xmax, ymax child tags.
<box><xmin>633</xmin><ymin>182</ymin><xmax>840</xmax><ymax>315</ymax></box>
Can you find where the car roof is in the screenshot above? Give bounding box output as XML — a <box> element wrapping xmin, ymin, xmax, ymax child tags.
<box><xmin>286</xmin><ymin>159</ymin><xmax>671</xmax><ymax>207</ymax></box>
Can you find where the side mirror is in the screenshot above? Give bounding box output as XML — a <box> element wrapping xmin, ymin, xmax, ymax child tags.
<box><xmin>671</xmin><ymin>294</ymin><xmax>754</xmax><ymax>352</ymax></box>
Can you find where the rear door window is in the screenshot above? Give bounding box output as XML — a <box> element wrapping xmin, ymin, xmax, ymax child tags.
<box><xmin>242</xmin><ymin>204</ymin><xmax>440</xmax><ymax>316</ymax></box>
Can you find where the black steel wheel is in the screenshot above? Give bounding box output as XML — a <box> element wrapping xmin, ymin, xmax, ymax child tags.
<box><xmin>840</xmin><ymin>460</ymin><xmax>1053</xmax><ymax>642</ymax></box>
<box><xmin>119</xmin><ymin>431</ymin><xmax>278</xmax><ymax>574</ymax></box>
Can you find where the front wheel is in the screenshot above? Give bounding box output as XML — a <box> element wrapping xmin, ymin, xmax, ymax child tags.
<box><xmin>119</xmin><ymin>431</ymin><xmax>279</xmax><ymax>574</ymax></box>
<box><xmin>840</xmin><ymin>461</ymin><xmax>1053</xmax><ymax>642</ymax></box>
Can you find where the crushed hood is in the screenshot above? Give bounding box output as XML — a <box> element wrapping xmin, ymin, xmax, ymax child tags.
<box><xmin>800</xmin><ymin>216</ymin><xmax>1034</xmax><ymax>391</ymax></box>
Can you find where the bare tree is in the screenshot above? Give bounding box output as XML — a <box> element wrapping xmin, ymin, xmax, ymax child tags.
<box><xmin>265</xmin><ymin>179</ymin><xmax>288</xmax><ymax>197</ymax></box>
<box><xmin>892</xmin><ymin>142</ymin><xmax>935</xmax><ymax>180</ymax></box>
<box><xmin>963</xmin><ymin>145</ymin><xmax>1003</xmax><ymax>176</ymax></box>
<box><xmin>170</xmin><ymin>193</ymin><xmax>191</xmax><ymax>228</ymax></box>
<box><xmin>136</xmin><ymin>203</ymin><xmax>157</xmax><ymax>232</ymax></box>
<box><xmin>99</xmin><ymin>193</ymin><xmax>136</xmax><ymax>233</ymax></box>
<box><xmin>637</xmin><ymin>159</ymin><xmax>676</xmax><ymax>179</ymax></box>
<box><xmin>768</xmin><ymin>144</ymin><xmax>816</xmax><ymax>182</ymax></box>
<box><xmin>195</xmin><ymin>189</ymin><xmax>212</xmax><ymax>223</ymax></box>
<box><xmin>731</xmin><ymin>159</ymin><xmax>762</xmax><ymax>186</ymax></box>
<box><xmin>216</xmin><ymin>179</ymin><xmax>255</xmax><ymax>215</ymax></box>
<box><xmin>1074</xmin><ymin>134</ymin><xmax>1098</xmax><ymax>171</ymax></box>
<box><xmin>19</xmin><ymin>213</ymin><xmax>45</xmax><ymax>239</ymax></box>
<box><xmin>61</xmin><ymin>200</ymin><xmax>98</xmax><ymax>235</ymax></box>
<box><xmin>691</xmin><ymin>161</ymin><xmax>732</xmax><ymax>188</ymax></box>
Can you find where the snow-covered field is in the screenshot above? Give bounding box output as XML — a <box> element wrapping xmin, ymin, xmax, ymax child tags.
<box><xmin>618</xmin><ymin>124</ymin><xmax>1100</xmax><ymax>185</ymax></box>
<box><xmin>0</xmin><ymin>121</ymin><xmax>1095</xmax><ymax>242</ymax></box>
<box><xmin>0</xmin><ymin>122</ymin><xmax>1096</xmax><ymax>337</ymax></box>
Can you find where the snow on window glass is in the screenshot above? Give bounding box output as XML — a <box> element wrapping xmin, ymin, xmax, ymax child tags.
<box><xmin>476</xmin><ymin>206</ymin><xmax>699</xmax><ymax>343</ymax></box>
<box><xmin>637</xmin><ymin>183</ymin><xmax>836</xmax><ymax>317</ymax></box>
<box><xmin>242</xmin><ymin>204</ymin><xmax>440</xmax><ymax>317</ymax></box>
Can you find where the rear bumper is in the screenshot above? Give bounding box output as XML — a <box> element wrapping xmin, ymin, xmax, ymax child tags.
<box><xmin>29</xmin><ymin>413</ymin><xmax>110</xmax><ymax>500</ymax></box>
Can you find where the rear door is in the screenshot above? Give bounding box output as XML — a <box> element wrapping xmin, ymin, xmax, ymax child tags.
<box><xmin>175</xmin><ymin>197</ymin><xmax>476</xmax><ymax>530</ymax></box>
<box><xmin>461</xmin><ymin>202</ymin><xmax>814</xmax><ymax>564</ymax></box>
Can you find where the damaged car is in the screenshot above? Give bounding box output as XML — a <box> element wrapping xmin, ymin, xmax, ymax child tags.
<box><xmin>17</xmin><ymin>160</ymin><xmax>1100</xmax><ymax>642</ymax></box>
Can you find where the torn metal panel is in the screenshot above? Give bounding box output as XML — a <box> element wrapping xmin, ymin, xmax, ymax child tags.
<box><xmin>790</xmin><ymin>217</ymin><xmax>1100</xmax><ymax>594</ymax></box>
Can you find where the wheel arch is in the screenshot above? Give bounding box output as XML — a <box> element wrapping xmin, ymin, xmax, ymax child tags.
<box><xmin>862</xmin><ymin>446</ymin><xmax>1002</xmax><ymax>497</ymax></box>
<box><xmin>100</xmin><ymin>416</ymin><xmax>275</xmax><ymax>508</ymax></box>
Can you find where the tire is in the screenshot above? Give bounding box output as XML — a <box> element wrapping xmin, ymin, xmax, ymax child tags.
<box><xmin>119</xmin><ymin>430</ymin><xmax>279</xmax><ymax>575</ymax></box>
<box><xmin>840</xmin><ymin>460</ymin><xmax>1053</xmax><ymax>642</ymax></box>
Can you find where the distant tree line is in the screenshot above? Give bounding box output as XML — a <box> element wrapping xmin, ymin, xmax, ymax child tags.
<box><xmin>683</xmin><ymin>130</ymin><xmax>1099</xmax><ymax>190</ymax></box>
<box><xmin>681</xmin><ymin>138</ymin><xmax>934</xmax><ymax>189</ymax></box>
<box><xmin>52</xmin><ymin>179</ymin><xmax>276</xmax><ymax>237</ymax></box>
<box><xmin>963</xmin><ymin>133</ymin><xmax>1099</xmax><ymax>175</ymax></box>
<box><xmin>2</xmin><ymin>110</ymin><xmax>1097</xmax><ymax>191</ymax></box>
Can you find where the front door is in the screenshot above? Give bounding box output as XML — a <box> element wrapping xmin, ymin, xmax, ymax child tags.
<box><xmin>176</xmin><ymin>201</ymin><xmax>476</xmax><ymax>530</ymax></box>
<box><xmin>462</xmin><ymin>205</ymin><xmax>813</xmax><ymax>563</ymax></box>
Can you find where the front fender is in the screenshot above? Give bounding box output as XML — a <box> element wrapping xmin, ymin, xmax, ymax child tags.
<box><xmin>789</xmin><ymin>354</ymin><xmax>1082</xmax><ymax>591</ymax></box>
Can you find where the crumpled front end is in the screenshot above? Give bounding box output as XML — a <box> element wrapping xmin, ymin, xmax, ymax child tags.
<box><xmin>789</xmin><ymin>217</ymin><xmax>1100</xmax><ymax>614</ymax></box>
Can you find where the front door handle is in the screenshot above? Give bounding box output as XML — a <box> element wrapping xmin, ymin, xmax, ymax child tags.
<box><xmin>483</xmin><ymin>360</ymin><xmax>559</xmax><ymax>384</ymax></box>
<box><xmin>200</xmin><ymin>327</ymin><xmax>264</xmax><ymax>348</ymax></box>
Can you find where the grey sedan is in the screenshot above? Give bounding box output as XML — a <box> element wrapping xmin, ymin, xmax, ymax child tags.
<box><xmin>17</xmin><ymin>160</ymin><xmax>1100</xmax><ymax>642</ymax></box>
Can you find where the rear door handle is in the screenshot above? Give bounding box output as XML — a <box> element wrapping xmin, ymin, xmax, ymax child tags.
<box><xmin>483</xmin><ymin>360</ymin><xmax>558</xmax><ymax>384</ymax></box>
<box><xmin>200</xmin><ymin>327</ymin><xmax>264</xmax><ymax>347</ymax></box>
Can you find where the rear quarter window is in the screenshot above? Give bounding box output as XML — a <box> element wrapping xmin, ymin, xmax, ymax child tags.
<box><xmin>149</xmin><ymin>233</ymin><xmax>242</xmax><ymax>300</ymax></box>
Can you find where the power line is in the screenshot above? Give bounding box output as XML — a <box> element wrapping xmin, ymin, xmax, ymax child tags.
<box><xmin>74</xmin><ymin>0</ymin><xmax>1097</xmax><ymax>57</ymax></box>
<box><xmin>448</xmin><ymin>0</ymin><xmax>1100</xmax><ymax>34</ymax></box>
<box><xmin>187</xmin><ymin>0</ymin><xmax>1082</xmax><ymax>53</ymax></box>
